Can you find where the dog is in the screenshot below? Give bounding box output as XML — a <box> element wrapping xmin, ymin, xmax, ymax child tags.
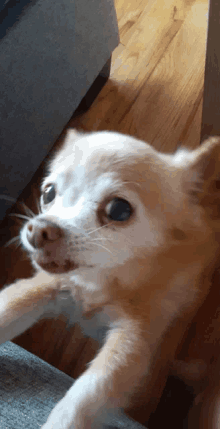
<box><xmin>1</xmin><ymin>130</ymin><xmax>220</xmax><ymax>428</ymax></box>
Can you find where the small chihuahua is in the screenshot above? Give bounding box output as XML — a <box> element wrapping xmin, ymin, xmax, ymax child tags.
<box><xmin>1</xmin><ymin>130</ymin><xmax>220</xmax><ymax>428</ymax></box>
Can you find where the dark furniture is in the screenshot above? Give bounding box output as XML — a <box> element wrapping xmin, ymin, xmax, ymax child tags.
<box><xmin>201</xmin><ymin>0</ymin><xmax>220</xmax><ymax>142</ymax></box>
<box><xmin>0</xmin><ymin>0</ymin><xmax>119</xmax><ymax>222</ymax></box>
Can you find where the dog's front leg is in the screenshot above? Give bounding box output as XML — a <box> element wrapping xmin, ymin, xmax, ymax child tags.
<box><xmin>42</xmin><ymin>319</ymin><xmax>149</xmax><ymax>429</ymax></box>
<box><xmin>0</xmin><ymin>271</ymin><xmax>61</xmax><ymax>344</ymax></box>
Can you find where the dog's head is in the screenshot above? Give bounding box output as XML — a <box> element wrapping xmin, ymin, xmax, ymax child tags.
<box><xmin>21</xmin><ymin>131</ymin><xmax>220</xmax><ymax>303</ymax></box>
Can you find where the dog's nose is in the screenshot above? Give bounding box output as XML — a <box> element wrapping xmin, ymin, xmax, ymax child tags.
<box><xmin>26</xmin><ymin>219</ymin><xmax>63</xmax><ymax>249</ymax></box>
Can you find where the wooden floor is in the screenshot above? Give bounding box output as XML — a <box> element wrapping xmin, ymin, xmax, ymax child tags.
<box><xmin>73</xmin><ymin>0</ymin><xmax>208</xmax><ymax>153</ymax></box>
<box><xmin>0</xmin><ymin>0</ymin><xmax>210</xmax><ymax>421</ymax></box>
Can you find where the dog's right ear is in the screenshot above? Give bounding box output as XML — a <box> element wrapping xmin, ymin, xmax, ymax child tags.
<box><xmin>64</xmin><ymin>128</ymin><xmax>84</xmax><ymax>143</ymax></box>
<box><xmin>184</xmin><ymin>136</ymin><xmax>220</xmax><ymax>220</ymax></box>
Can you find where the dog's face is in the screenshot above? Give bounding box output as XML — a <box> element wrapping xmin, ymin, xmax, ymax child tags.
<box><xmin>21</xmin><ymin>131</ymin><xmax>220</xmax><ymax>305</ymax></box>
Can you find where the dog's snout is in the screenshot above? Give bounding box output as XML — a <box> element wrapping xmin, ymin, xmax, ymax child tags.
<box><xmin>26</xmin><ymin>219</ymin><xmax>63</xmax><ymax>249</ymax></box>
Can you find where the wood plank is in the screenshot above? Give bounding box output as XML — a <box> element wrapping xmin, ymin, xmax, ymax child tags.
<box><xmin>109</xmin><ymin>0</ymin><xmax>208</xmax><ymax>151</ymax></box>
<box><xmin>180</xmin><ymin>96</ymin><xmax>203</xmax><ymax>149</ymax></box>
<box><xmin>74</xmin><ymin>0</ymin><xmax>192</xmax><ymax>135</ymax></box>
<box><xmin>74</xmin><ymin>0</ymin><xmax>208</xmax><ymax>154</ymax></box>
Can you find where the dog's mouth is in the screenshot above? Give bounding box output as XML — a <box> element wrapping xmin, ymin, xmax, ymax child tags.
<box><xmin>33</xmin><ymin>254</ymin><xmax>78</xmax><ymax>274</ymax></box>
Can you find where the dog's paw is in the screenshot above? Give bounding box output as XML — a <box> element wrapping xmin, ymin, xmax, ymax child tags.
<box><xmin>41</xmin><ymin>396</ymin><xmax>100</xmax><ymax>429</ymax></box>
<box><xmin>41</xmin><ymin>370</ymin><xmax>112</xmax><ymax>429</ymax></box>
<box><xmin>41</xmin><ymin>397</ymin><xmax>75</xmax><ymax>429</ymax></box>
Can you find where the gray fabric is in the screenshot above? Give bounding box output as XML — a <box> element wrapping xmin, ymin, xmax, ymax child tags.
<box><xmin>0</xmin><ymin>0</ymin><xmax>119</xmax><ymax>221</ymax></box>
<box><xmin>0</xmin><ymin>342</ymin><xmax>147</xmax><ymax>429</ymax></box>
<box><xmin>106</xmin><ymin>413</ymin><xmax>148</xmax><ymax>429</ymax></box>
<box><xmin>0</xmin><ymin>341</ymin><xmax>73</xmax><ymax>428</ymax></box>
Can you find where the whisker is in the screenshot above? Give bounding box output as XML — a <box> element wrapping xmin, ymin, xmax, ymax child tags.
<box><xmin>9</xmin><ymin>213</ymin><xmax>30</xmax><ymax>221</ymax></box>
<box><xmin>15</xmin><ymin>241</ymin><xmax>22</xmax><ymax>250</ymax></box>
<box><xmin>96</xmin><ymin>230</ymin><xmax>113</xmax><ymax>242</ymax></box>
<box><xmin>36</xmin><ymin>199</ymin><xmax>42</xmax><ymax>215</ymax></box>
<box><xmin>80</xmin><ymin>235</ymin><xmax>113</xmax><ymax>244</ymax></box>
<box><xmin>91</xmin><ymin>237</ymin><xmax>113</xmax><ymax>243</ymax></box>
<box><xmin>0</xmin><ymin>195</ymin><xmax>17</xmax><ymax>203</ymax></box>
<box><xmin>20</xmin><ymin>202</ymin><xmax>35</xmax><ymax>218</ymax></box>
<box><xmin>87</xmin><ymin>241</ymin><xmax>112</xmax><ymax>254</ymax></box>
<box><xmin>86</xmin><ymin>223</ymin><xmax>113</xmax><ymax>236</ymax></box>
<box><xmin>0</xmin><ymin>195</ymin><xmax>35</xmax><ymax>218</ymax></box>
<box><xmin>4</xmin><ymin>236</ymin><xmax>20</xmax><ymax>248</ymax></box>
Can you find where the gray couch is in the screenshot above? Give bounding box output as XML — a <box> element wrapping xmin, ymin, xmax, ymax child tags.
<box><xmin>0</xmin><ymin>341</ymin><xmax>147</xmax><ymax>428</ymax></box>
<box><xmin>0</xmin><ymin>0</ymin><xmax>119</xmax><ymax>221</ymax></box>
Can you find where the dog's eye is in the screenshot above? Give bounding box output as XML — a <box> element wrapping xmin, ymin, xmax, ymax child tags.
<box><xmin>42</xmin><ymin>184</ymin><xmax>56</xmax><ymax>205</ymax></box>
<box><xmin>105</xmin><ymin>198</ymin><xmax>132</xmax><ymax>222</ymax></box>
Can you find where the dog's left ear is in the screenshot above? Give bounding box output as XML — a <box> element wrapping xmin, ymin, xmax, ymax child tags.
<box><xmin>185</xmin><ymin>136</ymin><xmax>220</xmax><ymax>220</ymax></box>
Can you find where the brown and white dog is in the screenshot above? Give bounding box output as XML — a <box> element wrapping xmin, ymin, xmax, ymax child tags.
<box><xmin>1</xmin><ymin>131</ymin><xmax>220</xmax><ymax>428</ymax></box>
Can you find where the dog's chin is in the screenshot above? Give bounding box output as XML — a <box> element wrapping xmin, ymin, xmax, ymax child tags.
<box><xmin>33</xmin><ymin>255</ymin><xmax>78</xmax><ymax>274</ymax></box>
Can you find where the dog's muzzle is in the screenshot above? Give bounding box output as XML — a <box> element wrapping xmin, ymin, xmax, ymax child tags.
<box><xmin>24</xmin><ymin>217</ymin><xmax>78</xmax><ymax>274</ymax></box>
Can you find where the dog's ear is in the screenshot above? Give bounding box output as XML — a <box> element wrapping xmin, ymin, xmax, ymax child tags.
<box><xmin>185</xmin><ymin>136</ymin><xmax>220</xmax><ymax>220</ymax></box>
<box><xmin>47</xmin><ymin>129</ymin><xmax>84</xmax><ymax>174</ymax></box>
<box><xmin>65</xmin><ymin>128</ymin><xmax>83</xmax><ymax>142</ymax></box>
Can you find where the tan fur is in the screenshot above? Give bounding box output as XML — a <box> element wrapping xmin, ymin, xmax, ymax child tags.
<box><xmin>4</xmin><ymin>272</ymin><xmax>60</xmax><ymax>312</ymax></box>
<box><xmin>2</xmin><ymin>131</ymin><xmax>220</xmax><ymax>428</ymax></box>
